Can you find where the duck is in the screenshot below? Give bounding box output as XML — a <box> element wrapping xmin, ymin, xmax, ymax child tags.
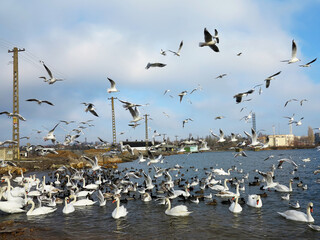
<box><xmin>229</xmin><ymin>196</ymin><xmax>242</xmax><ymax>213</ymax></box>
<box><xmin>164</xmin><ymin>198</ymin><xmax>192</xmax><ymax>216</ymax></box>
<box><xmin>247</xmin><ymin>194</ymin><xmax>262</xmax><ymax>208</ymax></box>
<box><xmin>112</xmin><ymin>196</ymin><xmax>128</xmax><ymax>219</ymax></box>
<box><xmin>278</xmin><ymin>202</ymin><xmax>314</xmax><ymax>223</ymax></box>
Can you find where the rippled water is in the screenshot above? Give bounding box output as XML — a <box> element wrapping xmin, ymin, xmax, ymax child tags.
<box><xmin>1</xmin><ymin>149</ymin><xmax>320</xmax><ymax>239</ymax></box>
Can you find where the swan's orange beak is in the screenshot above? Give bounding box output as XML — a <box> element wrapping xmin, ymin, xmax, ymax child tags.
<box><xmin>231</xmin><ymin>197</ymin><xmax>235</xmax><ymax>201</ymax></box>
<box><xmin>112</xmin><ymin>200</ymin><xmax>116</xmax><ymax>203</ymax></box>
<box><xmin>257</xmin><ymin>200</ymin><xmax>259</xmax><ymax>205</ymax></box>
<box><xmin>310</xmin><ymin>207</ymin><xmax>313</xmax><ymax>213</ymax></box>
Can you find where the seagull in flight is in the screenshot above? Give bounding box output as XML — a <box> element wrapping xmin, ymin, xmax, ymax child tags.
<box><xmin>210</xmin><ymin>129</ymin><xmax>226</xmax><ymax>142</ymax></box>
<box><xmin>233</xmin><ymin>89</ymin><xmax>254</xmax><ymax>104</ymax></box>
<box><xmin>145</xmin><ymin>62</ymin><xmax>166</xmax><ymax>69</ymax></box>
<box><xmin>215</xmin><ymin>74</ymin><xmax>227</xmax><ymax>79</ymax></box>
<box><xmin>199</xmin><ymin>28</ymin><xmax>219</xmax><ymax>52</ymax></box>
<box><xmin>82</xmin><ymin>103</ymin><xmax>99</xmax><ymax>117</ymax></box>
<box><xmin>107</xmin><ymin>77</ymin><xmax>119</xmax><ymax>93</ymax></box>
<box><xmin>300</xmin><ymin>99</ymin><xmax>308</xmax><ymax>106</ymax></box>
<box><xmin>264</xmin><ymin>71</ymin><xmax>281</xmax><ymax>88</ymax></box>
<box><xmin>160</xmin><ymin>49</ymin><xmax>167</xmax><ymax>56</ymax></box>
<box><xmin>178</xmin><ymin>91</ymin><xmax>188</xmax><ymax>103</ymax></box>
<box><xmin>26</xmin><ymin>98</ymin><xmax>54</xmax><ymax>106</ymax></box>
<box><xmin>244</xmin><ymin>128</ymin><xmax>261</xmax><ymax>147</ymax></box>
<box><xmin>0</xmin><ymin>111</ymin><xmax>26</xmax><ymax>121</ymax></box>
<box><xmin>43</xmin><ymin>122</ymin><xmax>60</xmax><ymax>144</ymax></box>
<box><xmin>214</xmin><ymin>116</ymin><xmax>225</xmax><ymax>120</ymax></box>
<box><xmin>0</xmin><ymin>140</ymin><xmax>18</xmax><ymax>146</ymax></box>
<box><xmin>128</xmin><ymin>106</ymin><xmax>143</xmax><ymax>122</ymax></box>
<box><xmin>292</xmin><ymin>117</ymin><xmax>304</xmax><ymax>126</ymax></box>
<box><xmin>284</xmin><ymin>99</ymin><xmax>298</xmax><ymax>107</ymax></box>
<box><xmin>299</xmin><ymin>58</ymin><xmax>317</xmax><ymax>67</ymax></box>
<box><xmin>168</xmin><ymin>40</ymin><xmax>183</xmax><ymax>56</ymax></box>
<box><xmin>182</xmin><ymin>118</ymin><xmax>193</xmax><ymax>128</ymax></box>
<box><xmin>163</xmin><ymin>89</ymin><xmax>170</xmax><ymax>95</ymax></box>
<box><xmin>281</xmin><ymin>40</ymin><xmax>300</xmax><ymax>64</ymax></box>
<box><xmin>39</xmin><ymin>61</ymin><xmax>64</xmax><ymax>84</ymax></box>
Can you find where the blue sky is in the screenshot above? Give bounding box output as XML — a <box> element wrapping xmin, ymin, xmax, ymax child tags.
<box><xmin>0</xmin><ymin>0</ymin><xmax>320</xmax><ymax>145</ymax></box>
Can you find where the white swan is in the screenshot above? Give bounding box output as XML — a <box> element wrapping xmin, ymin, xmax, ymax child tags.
<box><xmin>72</xmin><ymin>194</ymin><xmax>96</xmax><ymax>207</ymax></box>
<box><xmin>112</xmin><ymin>196</ymin><xmax>128</xmax><ymax>219</ymax></box>
<box><xmin>215</xmin><ymin>183</ymin><xmax>240</xmax><ymax>198</ymax></box>
<box><xmin>208</xmin><ymin>179</ymin><xmax>229</xmax><ymax>191</ymax></box>
<box><xmin>278</xmin><ymin>202</ymin><xmax>314</xmax><ymax>222</ymax></box>
<box><xmin>82</xmin><ymin>178</ymin><xmax>99</xmax><ymax>190</ymax></box>
<box><xmin>212</xmin><ymin>168</ymin><xmax>232</xmax><ymax>176</ymax></box>
<box><xmin>247</xmin><ymin>194</ymin><xmax>262</xmax><ymax>208</ymax></box>
<box><xmin>229</xmin><ymin>196</ymin><xmax>242</xmax><ymax>213</ymax></box>
<box><xmin>0</xmin><ymin>200</ymin><xmax>25</xmax><ymax>214</ymax></box>
<box><xmin>164</xmin><ymin>198</ymin><xmax>192</xmax><ymax>216</ymax></box>
<box><xmin>62</xmin><ymin>196</ymin><xmax>75</xmax><ymax>214</ymax></box>
<box><xmin>26</xmin><ymin>199</ymin><xmax>57</xmax><ymax>216</ymax></box>
<box><xmin>275</xmin><ymin>179</ymin><xmax>293</xmax><ymax>193</ymax></box>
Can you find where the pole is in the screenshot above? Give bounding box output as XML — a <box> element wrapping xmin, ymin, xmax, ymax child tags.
<box><xmin>108</xmin><ymin>97</ymin><xmax>117</xmax><ymax>146</ymax></box>
<box><xmin>144</xmin><ymin>114</ymin><xmax>149</xmax><ymax>149</ymax></box>
<box><xmin>8</xmin><ymin>47</ymin><xmax>25</xmax><ymax>161</ymax></box>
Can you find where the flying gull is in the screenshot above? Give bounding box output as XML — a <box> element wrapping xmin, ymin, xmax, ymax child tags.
<box><xmin>199</xmin><ymin>28</ymin><xmax>219</xmax><ymax>52</ymax></box>
<box><xmin>0</xmin><ymin>111</ymin><xmax>26</xmax><ymax>121</ymax></box>
<box><xmin>178</xmin><ymin>91</ymin><xmax>188</xmax><ymax>103</ymax></box>
<box><xmin>281</xmin><ymin>40</ymin><xmax>300</xmax><ymax>64</ymax></box>
<box><xmin>210</xmin><ymin>129</ymin><xmax>226</xmax><ymax>142</ymax></box>
<box><xmin>145</xmin><ymin>62</ymin><xmax>166</xmax><ymax>69</ymax></box>
<box><xmin>299</xmin><ymin>58</ymin><xmax>317</xmax><ymax>67</ymax></box>
<box><xmin>26</xmin><ymin>98</ymin><xmax>54</xmax><ymax>106</ymax></box>
<box><xmin>284</xmin><ymin>99</ymin><xmax>298</xmax><ymax>107</ymax></box>
<box><xmin>0</xmin><ymin>140</ymin><xmax>18</xmax><ymax>146</ymax></box>
<box><xmin>215</xmin><ymin>74</ymin><xmax>227</xmax><ymax>79</ymax></box>
<box><xmin>128</xmin><ymin>106</ymin><xmax>143</xmax><ymax>122</ymax></box>
<box><xmin>168</xmin><ymin>40</ymin><xmax>183</xmax><ymax>56</ymax></box>
<box><xmin>107</xmin><ymin>77</ymin><xmax>119</xmax><ymax>93</ymax></box>
<box><xmin>82</xmin><ymin>103</ymin><xmax>99</xmax><ymax>117</ymax></box>
<box><xmin>39</xmin><ymin>61</ymin><xmax>64</xmax><ymax>84</ymax></box>
<box><xmin>43</xmin><ymin>122</ymin><xmax>60</xmax><ymax>144</ymax></box>
<box><xmin>264</xmin><ymin>71</ymin><xmax>281</xmax><ymax>88</ymax></box>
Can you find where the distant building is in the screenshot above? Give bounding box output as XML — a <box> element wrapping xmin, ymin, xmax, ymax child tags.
<box><xmin>0</xmin><ymin>147</ymin><xmax>13</xmax><ymax>160</ymax></box>
<box><xmin>315</xmin><ymin>133</ymin><xmax>320</xmax><ymax>144</ymax></box>
<box><xmin>268</xmin><ymin>134</ymin><xmax>294</xmax><ymax>147</ymax></box>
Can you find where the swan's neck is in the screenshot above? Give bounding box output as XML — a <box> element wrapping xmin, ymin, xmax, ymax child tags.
<box><xmin>289</xmin><ymin>181</ymin><xmax>292</xmax><ymax>191</ymax></box>
<box><xmin>56</xmin><ymin>174</ymin><xmax>59</xmax><ymax>181</ymax></box>
<box><xmin>307</xmin><ymin>206</ymin><xmax>314</xmax><ymax>221</ymax></box>
<box><xmin>166</xmin><ymin>199</ymin><xmax>171</xmax><ymax>211</ymax></box>
<box><xmin>236</xmin><ymin>184</ymin><xmax>240</xmax><ymax>195</ymax></box>
<box><xmin>224</xmin><ymin>179</ymin><xmax>228</xmax><ymax>190</ymax></box>
<box><xmin>27</xmin><ymin>201</ymin><xmax>35</xmax><ymax>214</ymax></box>
<box><xmin>82</xmin><ymin>178</ymin><xmax>86</xmax><ymax>187</ymax></box>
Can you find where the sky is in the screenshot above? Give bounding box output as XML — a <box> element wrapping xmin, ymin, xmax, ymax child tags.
<box><xmin>0</xmin><ymin>0</ymin><xmax>320</xmax><ymax>146</ymax></box>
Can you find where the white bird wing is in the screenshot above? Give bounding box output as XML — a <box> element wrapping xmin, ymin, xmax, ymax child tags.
<box><xmin>107</xmin><ymin>78</ymin><xmax>116</xmax><ymax>88</ymax></box>
<box><xmin>42</xmin><ymin>62</ymin><xmax>53</xmax><ymax>78</ymax></box>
